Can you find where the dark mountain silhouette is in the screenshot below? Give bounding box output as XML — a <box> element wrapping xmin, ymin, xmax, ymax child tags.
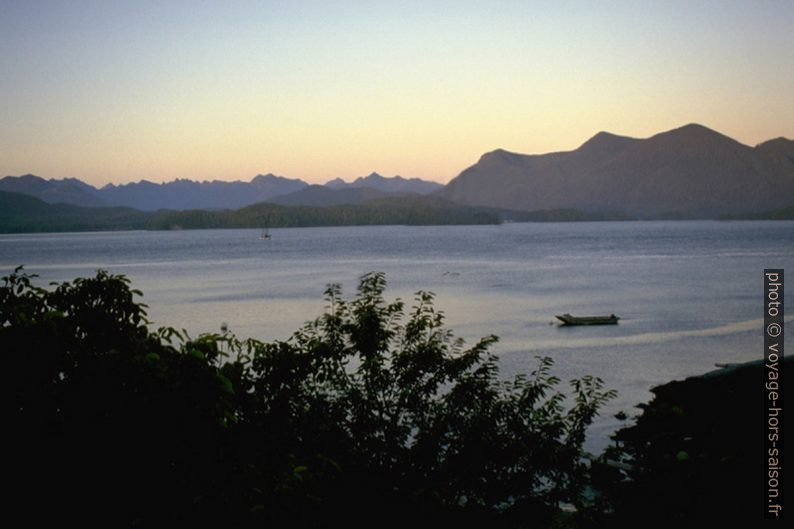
<box><xmin>98</xmin><ymin>173</ymin><xmax>308</xmax><ymax>210</ymax></box>
<box><xmin>0</xmin><ymin>172</ymin><xmax>442</xmax><ymax>211</ymax></box>
<box><xmin>250</xmin><ymin>173</ymin><xmax>309</xmax><ymax>194</ymax></box>
<box><xmin>268</xmin><ymin>185</ymin><xmax>392</xmax><ymax>207</ymax></box>
<box><xmin>0</xmin><ymin>174</ymin><xmax>110</xmax><ymax>207</ymax></box>
<box><xmin>440</xmin><ymin>124</ymin><xmax>794</xmax><ymax>218</ymax></box>
<box><xmin>0</xmin><ymin>191</ymin><xmax>149</xmax><ymax>232</ymax></box>
<box><xmin>0</xmin><ymin>173</ymin><xmax>309</xmax><ymax>211</ymax></box>
<box><xmin>5</xmin><ymin>124</ymin><xmax>792</xmax><ymax>217</ymax></box>
<box><xmin>325</xmin><ymin>172</ymin><xmax>442</xmax><ymax>194</ymax></box>
<box><xmin>755</xmin><ymin>137</ymin><xmax>794</xmax><ymax>175</ymax></box>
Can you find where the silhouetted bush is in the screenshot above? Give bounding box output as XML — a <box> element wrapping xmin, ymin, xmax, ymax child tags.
<box><xmin>598</xmin><ymin>358</ymin><xmax>793</xmax><ymax>528</ymax></box>
<box><xmin>2</xmin><ymin>268</ymin><xmax>615</xmax><ymax>528</ymax></box>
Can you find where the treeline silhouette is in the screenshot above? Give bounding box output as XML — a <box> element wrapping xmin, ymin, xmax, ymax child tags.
<box><xmin>0</xmin><ymin>191</ymin><xmax>499</xmax><ymax>233</ymax></box>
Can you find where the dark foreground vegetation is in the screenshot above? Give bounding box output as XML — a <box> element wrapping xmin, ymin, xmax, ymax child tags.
<box><xmin>2</xmin><ymin>268</ymin><xmax>778</xmax><ymax>527</ymax></box>
<box><xmin>605</xmin><ymin>356</ymin><xmax>793</xmax><ymax>527</ymax></box>
<box><xmin>3</xmin><ymin>268</ymin><xmax>616</xmax><ymax>527</ymax></box>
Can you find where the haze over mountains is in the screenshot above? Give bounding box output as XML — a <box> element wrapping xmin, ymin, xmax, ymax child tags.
<box><xmin>2</xmin><ymin>124</ymin><xmax>793</xmax><ymax>220</ymax></box>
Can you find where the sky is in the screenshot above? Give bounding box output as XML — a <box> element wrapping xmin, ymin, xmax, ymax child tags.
<box><xmin>2</xmin><ymin>0</ymin><xmax>793</xmax><ymax>186</ymax></box>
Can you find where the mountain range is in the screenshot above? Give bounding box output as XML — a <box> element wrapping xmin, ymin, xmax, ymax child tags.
<box><xmin>2</xmin><ymin>124</ymin><xmax>793</xmax><ymax>220</ymax></box>
<box><xmin>325</xmin><ymin>172</ymin><xmax>442</xmax><ymax>194</ymax></box>
<box><xmin>0</xmin><ymin>172</ymin><xmax>440</xmax><ymax>211</ymax></box>
<box><xmin>440</xmin><ymin>124</ymin><xmax>794</xmax><ymax>218</ymax></box>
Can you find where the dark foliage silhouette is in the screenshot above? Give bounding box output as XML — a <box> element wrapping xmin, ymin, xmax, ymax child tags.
<box><xmin>598</xmin><ymin>358</ymin><xmax>793</xmax><ymax>528</ymax></box>
<box><xmin>2</xmin><ymin>268</ymin><xmax>615</xmax><ymax>528</ymax></box>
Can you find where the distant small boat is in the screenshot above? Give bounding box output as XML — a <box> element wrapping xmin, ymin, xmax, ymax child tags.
<box><xmin>259</xmin><ymin>227</ymin><xmax>271</xmax><ymax>240</ymax></box>
<box><xmin>555</xmin><ymin>313</ymin><xmax>620</xmax><ymax>325</ymax></box>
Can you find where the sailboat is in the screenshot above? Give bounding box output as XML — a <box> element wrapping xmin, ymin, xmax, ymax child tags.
<box><xmin>259</xmin><ymin>226</ymin><xmax>271</xmax><ymax>240</ymax></box>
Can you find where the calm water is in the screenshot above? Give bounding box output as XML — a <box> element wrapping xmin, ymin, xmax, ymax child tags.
<box><xmin>2</xmin><ymin>221</ymin><xmax>792</xmax><ymax>453</ymax></box>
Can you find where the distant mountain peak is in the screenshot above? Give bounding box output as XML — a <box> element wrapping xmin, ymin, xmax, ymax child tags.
<box><xmin>478</xmin><ymin>148</ymin><xmax>527</xmax><ymax>166</ymax></box>
<box><xmin>590</xmin><ymin>130</ymin><xmax>621</xmax><ymax>140</ymax></box>
<box><xmin>755</xmin><ymin>137</ymin><xmax>794</xmax><ymax>170</ymax></box>
<box><xmin>16</xmin><ymin>173</ymin><xmax>46</xmax><ymax>182</ymax></box>
<box><xmin>0</xmin><ymin>174</ymin><xmax>108</xmax><ymax>207</ymax></box>
<box><xmin>353</xmin><ymin>172</ymin><xmax>393</xmax><ymax>184</ymax></box>
<box><xmin>485</xmin><ymin>148</ymin><xmax>514</xmax><ymax>157</ymax></box>
<box><xmin>650</xmin><ymin>123</ymin><xmax>739</xmax><ymax>146</ymax></box>
<box><xmin>252</xmin><ymin>172</ymin><xmax>280</xmax><ymax>181</ymax></box>
<box><xmin>662</xmin><ymin>122</ymin><xmax>716</xmax><ymax>134</ymax></box>
<box><xmin>756</xmin><ymin>137</ymin><xmax>794</xmax><ymax>149</ymax></box>
<box><xmin>675</xmin><ymin>122</ymin><xmax>717</xmax><ymax>134</ymax></box>
<box><xmin>441</xmin><ymin>123</ymin><xmax>794</xmax><ymax>218</ymax></box>
<box><xmin>577</xmin><ymin>131</ymin><xmax>637</xmax><ymax>154</ymax></box>
<box><xmin>324</xmin><ymin>173</ymin><xmax>442</xmax><ymax>194</ymax></box>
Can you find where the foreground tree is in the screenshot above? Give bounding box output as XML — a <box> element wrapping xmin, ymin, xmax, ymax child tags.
<box><xmin>1</xmin><ymin>268</ymin><xmax>614</xmax><ymax>528</ymax></box>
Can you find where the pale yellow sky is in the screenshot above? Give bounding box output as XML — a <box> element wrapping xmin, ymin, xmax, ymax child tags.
<box><xmin>2</xmin><ymin>1</ymin><xmax>792</xmax><ymax>186</ymax></box>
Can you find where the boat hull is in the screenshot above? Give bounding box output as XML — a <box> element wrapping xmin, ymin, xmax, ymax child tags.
<box><xmin>555</xmin><ymin>313</ymin><xmax>620</xmax><ymax>325</ymax></box>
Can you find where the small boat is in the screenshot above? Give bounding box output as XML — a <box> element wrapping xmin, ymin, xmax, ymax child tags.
<box><xmin>555</xmin><ymin>313</ymin><xmax>620</xmax><ymax>325</ymax></box>
<box><xmin>259</xmin><ymin>227</ymin><xmax>271</xmax><ymax>240</ymax></box>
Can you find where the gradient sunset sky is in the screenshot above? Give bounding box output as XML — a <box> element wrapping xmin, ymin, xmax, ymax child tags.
<box><xmin>2</xmin><ymin>1</ymin><xmax>793</xmax><ymax>186</ymax></box>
